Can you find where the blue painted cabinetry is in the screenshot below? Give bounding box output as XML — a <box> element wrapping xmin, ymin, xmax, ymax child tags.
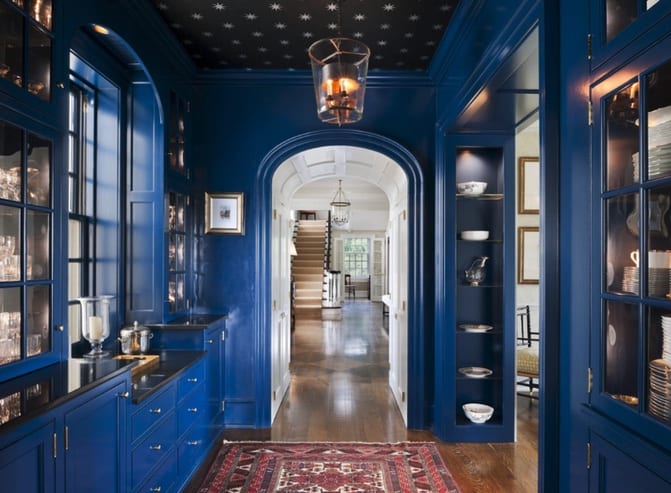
<box><xmin>0</xmin><ymin>361</ymin><xmax>131</xmax><ymax>493</ymax></box>
<box><xmin>0</xmin><ymin>420</ymin><xmax>56</xmax><ymax>493</ymax></box>
<box><xmin>129</xmin><ymin>356</ymin><xmax>208</xmax><ymax>493</ymax></box>
<box><xmin>149</xmin><ymin>315</ymin><xmax>227</xmax><ymax>425</ymax></box>
<box><xmin>581</xmin><ymin>2</ymin><xmax>671</xmax><ymax>489</ymax></box>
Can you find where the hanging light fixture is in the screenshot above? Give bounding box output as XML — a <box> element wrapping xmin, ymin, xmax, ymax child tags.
<box><xmin>308</xmin><ymin>0</ymin><xmax>370</xmax><ymax>126</ymax></box>
<box><xmin>330</xmin><ymin>179</ymin><xmax>351</xmax><ymax>227</ymax></box>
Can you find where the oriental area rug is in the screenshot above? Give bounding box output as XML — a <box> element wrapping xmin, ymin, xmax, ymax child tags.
<box><xmin>196</xmin><ymin>441</ymin><xmax>462</xmax><ymax>493</ymax></box>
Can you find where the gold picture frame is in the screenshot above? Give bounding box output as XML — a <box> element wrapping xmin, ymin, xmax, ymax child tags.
<box><xmin>205</xmin><ymin>192</ymin><xmax>244</xmax><ymax>235</ymax></box>
<box><xmin>518</xmin><ymin>226</ymin><xmax>540</xmax><ymax>284</ymax></box>
<box><xmin>518</xmin><ymin>156</ymin><xmax>540</xmax><ymax>214</ymax></box>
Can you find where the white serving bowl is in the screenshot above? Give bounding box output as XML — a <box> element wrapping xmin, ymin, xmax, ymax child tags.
<box><xmin>461</xmin><ymin>230</ymin><xmax>489</xmax><ymax>241</ymax></box>
<box><xmin>457</xmin><ymin>181</ymin><xmax>487</xmax><ymax>195</ymax></box>
<box><xmin>462</xmin><ymin>403</ymin><xmax>494</xmax><ymax>424</ymax></box>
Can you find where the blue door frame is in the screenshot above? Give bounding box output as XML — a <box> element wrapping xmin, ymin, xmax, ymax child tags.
<box><xmin>253</xmin><ymin>129</ymin><xmax>427</xmax><ymax>428</ymax></box>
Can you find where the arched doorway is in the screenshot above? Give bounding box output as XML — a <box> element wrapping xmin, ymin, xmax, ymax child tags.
<box><xmin>254</xmin><ymin>130</ymin><xmax>426</xmax><ymax>428</ymax></box>
<box><xmin>270</xmin><ymin>148</ymin><xmax>409</xmax><ymax>423</ymax></box>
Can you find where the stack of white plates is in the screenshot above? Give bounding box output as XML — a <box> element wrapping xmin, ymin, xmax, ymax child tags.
<box><xmin>648</xmin><ymin>358</ymin><xmax>671</xmax><ymax>421</ymax></box>
<box><xmin>648</xmin><ymin>114</ymin><xmax>671</xmax><ymax>178</ymax></box>
<box><xmin>662</xmin><ymin>315</ymin><xmax>671</xmax><ymax>364</ymax></box>
<box><xmin>632</xmin><ymin>152</ymin><xmax>639</xmax><ymax>182</ymax></box>
<box><xmin>622</xmin><ymin>266</ymin><xmax>639</xmax><ymax>294</ymax></box>
<box><xmin>649</xmin><ymin>267</ymin><xmax>670</xmax><ymax>296</ymax></box>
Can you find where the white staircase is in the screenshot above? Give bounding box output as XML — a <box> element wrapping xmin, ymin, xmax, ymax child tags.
<box><xmin>292</xmin><ymin>220</ymin><xmax>327</xmax><ymax>319</ymax></box>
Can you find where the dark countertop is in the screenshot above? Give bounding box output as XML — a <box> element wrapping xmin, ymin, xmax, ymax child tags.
<box><xmin>130</xmin><ymin>350</ymin><xmax>206</xmax><ymax>404</ymax></box>
<box><xmin>147</xmin><ymin>313</ymin><xmax>227</xmax><ymax>329</ymax></box>
<box><xmin>0</xmin><ymin>350</ymin><xmax>207</xmax><ymax>434</ymax></box>
<box><xmin>0</xmin><ymin>358</ymin><xmax>135</xmax><ymax>435</ymax></box>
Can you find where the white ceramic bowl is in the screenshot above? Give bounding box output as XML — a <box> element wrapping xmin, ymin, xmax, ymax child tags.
<box><xmin>462</xmin><ymin>403</ymin><xmax>494</xmax><ymax>424</ymax></box>
<box><xmin>457</xmin><ymin>181</ymin><xmax>487</xmax><ymax>195</ymax></box>
<box><xmin>461</xmin><ymin>230</ymin><xmax>489</xmax><ymax>241</ymax></box>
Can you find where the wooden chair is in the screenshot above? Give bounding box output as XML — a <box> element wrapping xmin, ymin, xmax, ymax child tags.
<box><xmin>344</xmin><ymin>274</ymin><xmax>356</xmax><ymax>299</ymax></box>
<box><xmin>516</xmin><ymin>305</ymin><xmax>540</xmax><ymax>399</ymax></box>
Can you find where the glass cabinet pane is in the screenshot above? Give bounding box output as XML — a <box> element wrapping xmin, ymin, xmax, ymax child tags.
<box><xmin>647</xmin><ymin>307</ymin><xmax>671</xmax><ymax>424</ymax></box>
<box><xmin>0</xmin><ymin>3</ymin><xmax>24</xmax><ymax>89</ymax></box>
<box><xmin>604</xmin><ymin>300</ymin><xmax>639</xmax><ymax>403</ymax></box>
<box><xmin>0</xmin><ymin>287</ymin><xmax>21</xmax><ymax>364</ymax></box>
<box><xmin>605</xmin><ymin>0</ymin><xmax>659</xmax><ymax>43</ymax></box>
<box><xmin>647</xmin><ymin>186</ymin><xmax>671</xmax><ymax>299</ymax></box>
<box><xmin>0</xmin><ymin>121</ymin><xmax>22</xmax><ymax>202</ymax></box>
<box><xmin>606</xmin><ymin>82</ymin><xmax>640</xmax><ymax>190</ymax></box>
<box><xmin>26</xmin><ymin>23</ymin><xmax>50</xmax><ymax>100</ymax></box>
<box><xmin>28</xmin><ymin>0</ymin><xmax>51</xmax><ymax>30</ymax></box>
<box><xmin>606</xmin><ymin>193</ymin><xmax>639</xmax><ymax>294</ymax></box>
<box><xmin>26</xmin><ymin>132</ymin><xmax>50</xmax><ymax>206</ymax></box>
<box><xmin>26</xmin><ymin>285</ymin><xmax>48</xmax><ymax>357</ymax></box>
<box><xmin>26</xmin><ymin>209</ymin><xmax>49</xmax><ymax>280</ymax></box>
<box><xmin>0</xmin><ymin>205</ymin><xmax>20</xmax><ymax>282</ymax></box>
<box><xmin>647</xmin><ymin>61</ymin><xmax>671</xmax><ymax>180</ymax></box>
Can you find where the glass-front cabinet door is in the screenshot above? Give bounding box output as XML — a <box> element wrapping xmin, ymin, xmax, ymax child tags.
<box><xmin>0</xmin><ymin>0</ymin><xmax>53</xmax><ymax>101</ymax></box>
<box><xmin>0</xmin><ymin>119</ymin><xmax>51</xmax><ymax>373</ymax></box>
<box><xmin>593</xmin><ymin>44</ymin><xmax>671</xmax><ymax>447</ymax></box>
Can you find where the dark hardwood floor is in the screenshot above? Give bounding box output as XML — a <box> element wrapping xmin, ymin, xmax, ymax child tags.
<box><xmin>190</xmin><ymin>301</ymin><xmax>538</xmax><ymax>493</ymax></box>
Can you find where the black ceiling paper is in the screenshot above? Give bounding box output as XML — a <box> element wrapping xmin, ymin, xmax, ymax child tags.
<box><xmin>150</xmin><ymin>0</ymin><xmax>461</xmax><ymax>71</ymax></box>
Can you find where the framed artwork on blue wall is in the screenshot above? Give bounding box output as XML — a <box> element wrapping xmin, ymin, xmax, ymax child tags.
<box><xmin>205</xmin><ymin>192</ymin><xmax>244</xmax><ymax>235</ymax></box>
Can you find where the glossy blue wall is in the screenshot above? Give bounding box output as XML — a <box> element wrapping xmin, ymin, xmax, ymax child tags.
<box><xmin>190</xmin><ymin>76</ymin><xmax>437</xmax><ymax>426</ymax></box>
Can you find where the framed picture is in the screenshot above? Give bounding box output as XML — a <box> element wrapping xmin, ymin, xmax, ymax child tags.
<box><xmin>518</xmin><ymin>156</ymin><xmax>540</xmax><ymax>214</ymax></box>
<box><xmin>518</xmin><ymin>226</ymin><xmax>540</xmax><ymax>284</ymax></box>
<box><xmin>205</xmin><ymin>192</ymin><xmax>244</xmax><ymax>235</ymax></box>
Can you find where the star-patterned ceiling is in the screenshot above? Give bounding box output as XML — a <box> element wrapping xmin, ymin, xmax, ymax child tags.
<box><xmin>150</xmin><ymin>1</ymin><xmax>461</xmax><ymax>71</ymax></box>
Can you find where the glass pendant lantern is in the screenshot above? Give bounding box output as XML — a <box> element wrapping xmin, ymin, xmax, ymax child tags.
<box><xmin>330</xmin><ymin>179</ymin><xmax>351</xmax><ymax>227</ymax></box>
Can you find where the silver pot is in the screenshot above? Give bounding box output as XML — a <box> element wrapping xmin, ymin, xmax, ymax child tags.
<box><xmin>119</xmin><ymin>329</ymin><xmax>140</xmax><ymax>355</ymax></box>
<box><xmin>138</xmin><ymin>328</ymin><xmax>153</xmax><ymax>354</ymax></box>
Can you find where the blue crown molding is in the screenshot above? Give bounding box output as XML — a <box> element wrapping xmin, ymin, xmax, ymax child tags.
<box><xmin>192</xmin><ymin>69</ymin><xmax>433</xmax><ymax>88</ymax></box>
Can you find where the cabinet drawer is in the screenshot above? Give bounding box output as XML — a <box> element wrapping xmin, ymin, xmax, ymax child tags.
<box><xmin>177</xmin><ymin>360</ymin><xmax>205</xmax><ymax>400</ymax></box>
<box><xmin>136</xmin><ymin>446</ymin><xmax>177</xmax><ymax>493</ymax></box>
<box><xmin>177</xmin><ymin>416</ymin><xmax>209</xmax><ymax>481</ymax></box>
<box><xmin>131</xmin><ymin>411</ymin><xmax>177</xmax><ymax>490</ymax></box>
<box><xmin>178</xmin><ymin>388</ymin><xmax>206</xmax><ymax>437</ymax></box>
<box><xmin>131</xmin><ymin>385</ymin><xmax>177</xmax><ymax>443</ymax></box>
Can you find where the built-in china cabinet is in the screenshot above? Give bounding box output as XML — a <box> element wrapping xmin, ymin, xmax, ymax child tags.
<box><xmin>582</xmin><ymin>0</ymin><xmax>671</xmax><ymax>489</ymax></box>
<box><xmin>0</xmin><ymin>119</ymin><xmax>54</xmax><ymax>382</ymax></box>
<box><xmin>435</xmin><ymin>136</ymin><xmax>515</xmax><ymax>442</ymax></box>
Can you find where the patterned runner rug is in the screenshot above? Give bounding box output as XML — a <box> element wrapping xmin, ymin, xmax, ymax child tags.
<box><xmin>197</xmin><ymin>441</ymin><xmax>462</xmax><ymax>492</ymax></box>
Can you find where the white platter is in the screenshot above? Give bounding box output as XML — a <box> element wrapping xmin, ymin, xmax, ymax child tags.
<box><xmin>461</xmin><ymin>230</ymin><xmax>489</xmax><ymax>241</ymax></box>
<box><xmin>459</xmin><ymin>324</ymin><xmax>494</xmax><ymax>333</ymax></box>
<box><xmin>458</xmin><ymin>366</ymin><xmax>493</xmax><ymax>378</ymax></box>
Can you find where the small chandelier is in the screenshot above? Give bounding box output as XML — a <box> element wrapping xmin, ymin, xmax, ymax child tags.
<box><xmin>308</xmin><ymin>1</ymin><xmax>370</xmax><ymax>125</ymax></box>
<box><xmin>330</xmin><ymin>179</ymin><xmax>351</xmax><ymax>227</ymax></box>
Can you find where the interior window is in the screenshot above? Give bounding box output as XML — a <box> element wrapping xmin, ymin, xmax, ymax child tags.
<box><xmin>67</xmin><ymin>79</ymin><xmax>96</xmax><ymax>345</ymax></box>
<box><xmin>344</xmin><ymin>238</ymin><xmax>370</xmax><ymax>277</ymax></box>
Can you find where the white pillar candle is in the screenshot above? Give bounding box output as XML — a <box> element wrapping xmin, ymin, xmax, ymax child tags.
<box><xmin>89</xmin><ymin>316</ymin><xmax>103</xmax><ymax>340</ymax></box>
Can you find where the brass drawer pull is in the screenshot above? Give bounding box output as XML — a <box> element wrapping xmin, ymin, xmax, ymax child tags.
<box><xmin>187</xmin><ymin>440</ymin><xmax>200</xmax><ymax>446</ymax></box>
<box><xmin>206</xmin><ymin>339</ymin><xmax>214</xmax><ymax>344</ymax></box>
<box><xmin>188</xmin><ymin>407</ymin><xmax>198</xmax><ymax>413</ymax></box>
<box><xmin>149</xmin><ymin>408</ymin><xmax>161</xmax><ymax>414</ymax></box>
<box><xmin>150</xmin><ymin>487</ymin><xmax>161</xmax><ymax>492</ymax></box>
<box><xmin>187</xmin><ymin>377</ymin><xmax>198</xmax><ymax>383</ymax></box>
<box><xmin>149</xmin><ymin>444</ymin><xmax>162</xmax><ymax>451</ymax></box>
<box><xmin>118</xmin><ymin>391</ymin><xmax>130</xmax><ymax>398</ymax></box>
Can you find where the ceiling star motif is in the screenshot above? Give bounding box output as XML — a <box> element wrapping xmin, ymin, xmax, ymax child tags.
<box><xmin>150</xmin><ymin>0</ymin><xmax>460</xmax><ymax>71</ymax></box>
